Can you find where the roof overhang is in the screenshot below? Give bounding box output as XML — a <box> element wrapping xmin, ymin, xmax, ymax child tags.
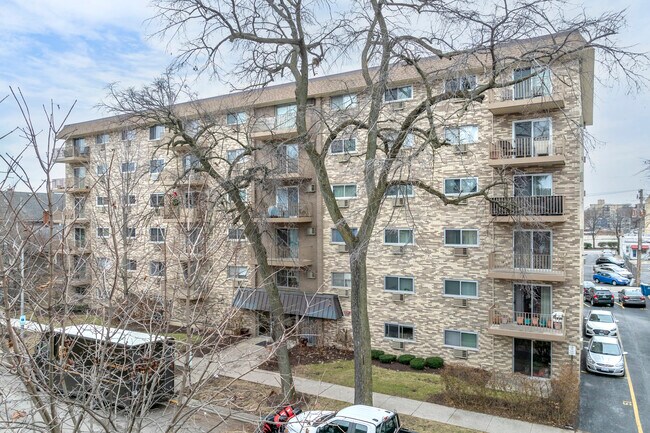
<box><xmin>232</xmin><ymin>287</ymin><xmax>343</xmax><ymax>320</ymax></box>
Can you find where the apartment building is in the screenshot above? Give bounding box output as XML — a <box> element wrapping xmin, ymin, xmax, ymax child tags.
<box><xmin>53</xmin><ymin>33</ymin><xmax>593</xmax><ymax>379</ymax></box>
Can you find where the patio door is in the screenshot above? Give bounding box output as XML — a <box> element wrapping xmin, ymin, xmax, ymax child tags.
<box><xmin>514</xmin><ymin>284</ymin><xmax>552</xmax><ymax>317</ymax></box>
<box><xmin>276</xmin><ymin>144</ymin><xmax>299</xmax><ymax>174</ymax></box>
<box><xmin>513</xmin><ymin>230</ymin><xmax>551</xmax><ymax>269</ymax></box>
<box><xmin>74</xmin><ymin>197</ymin><xmax>85</xmax><ymax>218</ymax></box>
<box><xmin>513</xmin><ymin>119</ymin><xmax>551</xmax><ymax>157</ymax></box>
<box><xmin>73</xmin><ymin>166</ymin><xmax>86</xmax><ymax>188</ymax></box>
<box><xmin>276</xmin><ymin>186</ymin><xmax>299</xmax><ymax>217</ymax></box>
<box><xmin>276</xmin><ymin>228</ymin><xmax>299</xmax><ymax>259</ymax></box>
<box><xmin>513</xmin><ymin>174</ymin><xmax>552</xmax><ymax>197</ymax></box>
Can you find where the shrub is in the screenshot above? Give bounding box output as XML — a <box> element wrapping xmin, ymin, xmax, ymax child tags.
<box><xmin>378</xmin><ymin>354</ymin><xmax>396</xmax><ymax>364</ymax></box>
<box><xmin>397</xmin><ymin>354</ymin><xmax>416</xmax><ymax>365</ymax></box>
<box><xmin>584</xmin><ymin>242</ymin><xmax>592</xmax><ymax>249</ymax></box>
<box><xmin>425</xmin><ymin>356</ymin><xmax>444</xmax><ymax>369</ymax></box>
<box><xmin>598</xmin><ymin>242</ymin><xmax>607</xmax><ymax>247</ymax></box>
<box><xmin>371</xmin><ymin>349</ymin><xmax>385</xmax><ymax>360</ymax></box>
<box><xmin>409</xmin><ymin>357</ymin><xmax>426</xmax><ymax>370</ymax></box>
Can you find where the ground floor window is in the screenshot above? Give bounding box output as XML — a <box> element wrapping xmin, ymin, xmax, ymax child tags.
<box><xmin>384</xmin><ymin>323</ymin><xmax>414</xmax><ymax>341</ymax></box>
<box><xmin>513</xmin><ymin>339</ymin><xmax>551</xmax><ymax>378</ymax></box>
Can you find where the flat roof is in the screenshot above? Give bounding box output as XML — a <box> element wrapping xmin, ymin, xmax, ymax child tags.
<box><xmin>53</xmin><ymin>324</ymin><xmax>168</xmax><ymax>347</ymax></box>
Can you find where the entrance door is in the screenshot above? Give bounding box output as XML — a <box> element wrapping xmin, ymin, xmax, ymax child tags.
<box><xmin>276</xmin><ymin>186</ymin><xmax>299</xmax><ymax>217</ymax></box>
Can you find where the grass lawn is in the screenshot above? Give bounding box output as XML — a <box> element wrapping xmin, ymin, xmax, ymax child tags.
<box><xmin>293</xmin><ymin>360</ymin><xmax>444</xmax><ymax>401</ymax></box>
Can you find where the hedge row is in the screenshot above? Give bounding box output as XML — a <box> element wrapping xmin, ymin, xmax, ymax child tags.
<box><xmin>371</xmin><ymin>349</ymin><xmax>444</xmax><ymax>370</ymax></box>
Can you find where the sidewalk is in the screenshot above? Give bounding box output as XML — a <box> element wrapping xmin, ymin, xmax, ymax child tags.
<box><xmin>207</xmin><ymin>339</ymin><xmax>572</xmax><ymax>433</ymax></box>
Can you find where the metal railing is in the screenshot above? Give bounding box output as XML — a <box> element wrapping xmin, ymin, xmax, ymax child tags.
<box><xmin>268</xmin><ymin>202</ymin><xmax>312</xmax><ymax>218</ymax></box>
<box><xmin>50</xmin><ymin>178</ymin><xmax>65</xmax><ymax>190</ymax></box>
<box><xmin>274</xmin><ymin>245</ymin><xmax>300</xmax><ymax>260</ymax></box>
<box><xmin>55</xmin><ymin>146</ymin><xmax>90</xmax><ymax>160</ymax></box>
<box><xmin>489</xmin><ymin>252</ymin><xmax>564</xmax><ymax>273</ymax></box>
<box><xmin>163</xmin><ymin>202</ymin><xmax>207</xmax><ymax>220</ymax></box>
<box><xmin>500</xmin><ymin>79</ymin><xmax>552</xmax><ymax>101</ymax></box>
<box><xmin>252</xmin><ymin>113</ymin><xmax>297</xmax><ymax>133</ymax></box>
<box><xmin>488</xmin><ymin>306</ymin><xmax>565</xmax><ymax>334</ymax></box>
<box><xmin>489</xmin><ymin>138</ymin><xmax>558</xmax><ymax>159</ymax></box>
<box><xmin>490</xmin><ymin>196</ymin><xmax>564</xmax><ymax>216</ymax></box>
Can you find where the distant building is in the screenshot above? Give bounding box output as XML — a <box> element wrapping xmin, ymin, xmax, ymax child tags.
<box><xmin>586</xmin><ymin>199</ymin><xmax>634</xmax><ymax>231</ymax></box>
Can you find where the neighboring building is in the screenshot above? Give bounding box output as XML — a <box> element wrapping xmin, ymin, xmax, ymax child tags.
<box><xmin>54</xmin><ymin>33</ymin><xmax>593</xmax><ymax>380</ymax></box>
<box><xmin>586</xmin><ymin>199</ymin><xmax>634</xmax><ymax>231</ymax></box>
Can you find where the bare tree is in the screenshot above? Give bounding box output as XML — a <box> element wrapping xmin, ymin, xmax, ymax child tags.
<box><xmin>149</xmin><ymin>0</ymin><xmax>647</xmax><ymax>404</ymax></box>
<box><xmin>584</xmin><ymin>206</ymin><xmax>605</xmax><ymax>249</ymax></box>
<box><xmin>611</xmin><ymin>205</ymin><xmax>633</xmax><ymax>252</ymax></box>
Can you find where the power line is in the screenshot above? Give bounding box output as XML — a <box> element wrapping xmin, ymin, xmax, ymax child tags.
<box><xmin>585</xmin><ymin>189</ymin><xmax>640</xmax><ymax>197</ymax></box>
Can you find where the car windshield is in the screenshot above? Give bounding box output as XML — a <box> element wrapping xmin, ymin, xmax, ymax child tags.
<box><xmin>314</xmin><ymin>414</ymin><xmax>336</xmax><ymax>425</ymax></box>
<box><xmin>590</xmin><ymin>342</ymin><xmax>622</xmax><ymax>356</ymax></box>
<box><xmin>589</xmin><ymin>314</ymin><xmax>614</xmax><ymax>323</ymax></box>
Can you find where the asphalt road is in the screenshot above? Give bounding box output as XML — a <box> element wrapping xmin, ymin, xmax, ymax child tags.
<box><xmin>579</xmin><ymin>252</ymin><xmax>649</xmax><ymax>433</ymax></box>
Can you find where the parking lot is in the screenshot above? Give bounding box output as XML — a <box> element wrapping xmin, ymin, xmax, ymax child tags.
<box><xmin>579</xmin><ymin>251</ymin><xmax>648</xmax><ymax>433</ymax></box>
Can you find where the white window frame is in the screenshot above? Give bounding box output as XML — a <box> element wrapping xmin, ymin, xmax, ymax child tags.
<box><xmin>443</xmin><ymin>279</ymin><xmax>479</xmax><ymax>299</ymax></box>
<box><xmin>150</xmin><ymin>158</ymin><xmax>165</xmax><ymax>174</ymax></box>
<box><xmin>122</xmin><ymin>195</ymin><xmax>136</xmax><ymax>206</ymax></box>
<box><xmin>125</xmin><ymin>259</ymin><xmax>137</xmax><ymax>272</ymax></box>
<box><xmin>95</xmin><ymin>133</ymin><xmax>109</xmax><ymax>145</ymax></box>
<box><xmin>385</xmin><ymin>184</ymin><xmax>414</xmax><ymax>198</ymax></box>
<box><xmin>96</xmin><ymin>164</ymin><xmax>108</xmax><ymax>176</ymax></box>
<box><xmin>226</xmin><ymin>149</ymin><xmax>246</xmax><ymax>163</ymax></box>
<box><xmin>124</xmin><ymin>227</ymin><xmax>137</xmax><ymax>239</ymax></box>
<box><xmin>331</xmin><ymin>272</ymin><xmax>352</xmax><ymax>288</ymax></box>
<box><xmin>228</xmin><ymin>228</ymin><xmax>246</xmax><ymax>241</ymax></box>
<box><xmin>149</xmin><ymin>125</ymin><xmax>164</xmax><ymax>141</ymax></box>
<box><xmin>512</xmin><ymin>117</ymin><xmax>553</xmax><ymax>148</ymax></box>
<box><xmin>96</xmin><ymin>196</ymin><xmax>108</xmax><ymax>207</ymax></box>
<box><xmin>330</xmin><ymin>93</ymin><xmax>358</xmax><ymax>110</ymax></box>
<box><xmin>149</xmin><ymin>227</ymin><xmax>166</xmax><ymax>244</ymax></box>
<box><xmin>444</xmin><ymin>75</ymin><xmax>477</xmax><ymax>93</ymax></box>
<box><xmin>383</xmin><ymin>228</ymin><xmax>414</xmax><ymax>246</ymax></box>
<box><xmin>227</xmin><ymin>265</ymin><xmax>249</xmax><ymax>279</ymax></box>
<box><xmin>513</xmin><ymin>173</ymin><xmax>553</xmax><ymax>197</ymax></box>
<box><xmin>384</xmin><ymin>276</ymin><xmax>415</xmax><ymax>294</ymax></box>
<box><xmin>444</xmin><ymin>125</ymin><xmax>479</xmax><ymax>145</ymax></box>
<box><xmin>331</xmin><ymin>228</ymin><xmax>358</xmax><ymax>245</ymax></box>
<box><xmin>121</xmin><ymin>162</ymin><xmax>136</xmax><ymax>173</ymax></box>
<box><xmin>276</xmin><ymin>268</ymin><xmax>299</xmax><ymax>288</ymax></box>
<box><xmin>384</xmin><ymin>322</ymin><xmax>415</xmax><ymax>342</ymax></box>
<box><xmin>150</xmin><ymin>193</ymin><xmax>165</xmax><ymax>208</ymax></box>
<box><xmin>97</xmin><ymin>227</ymin><xmax>109</xmax><ymax>238</ymax></box>
<box><xmin>121</xmin><ymin>129</ymin><xmax>136</xmax><ymax>141</ymax></box>
<box><xmin>444</xmin><ymin>177</ymin><xmax>479</xmax><ymax>196</ymax></box>
<box><xmin>444</xmin><ymin>329</ymin><xmax>479</xmax><ymax>350</ymax></box>
<box><xmin>332</xmin><ymin>184</ymin><xmax>357</xmax><ymax>200</ymax></box>
<box><xmin>149</xmin><ymin>261</ymin><xmax>166</xmax><ymax>277</ymax></box>
<box><xmin>444</xmin><ymin>229</ymin><xmax>479</xmax><ymax>247</ymax></box>
<box><xmin>383</xmin><ymin>85</ymin><xmax>413</xmax><ymax>103</ymax></box>
<box><xmin>330</xmin><ymin>138</ymin><xmax>357</xmax><ymax>155</ymax></box>
<box><xmin>226</xmin><ymin>111</ymin><xmax>248</xmax><ymax>125</ymax></box>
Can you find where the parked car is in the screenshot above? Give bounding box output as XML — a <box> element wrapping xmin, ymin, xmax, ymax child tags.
<box><xmin>619</xmin><ymin>288</ymin><xmax>646</xmax><ymax>308</ymax></box>
<box><xmin>593</xmin><ymin>263</ymin><xmax>633</xmax><ymax>280</ymax></box>
<box><xmin>583</xmin><ymin>281</ymin><xmax>596</xmax><ymax>296</ymax></box>
<box><xmin>585</xmin><ymin>336</ymin><xmax>626</xmax><ymax>377</ymax></box>
<box><xmin>584</xmin><ymin>310</ymin><xmax>619</xmax><ymax>337</ymax></box>
<box><xmin>593</xmin><ymin>271</ymin><xmax>630</xmax><ymax>286</ymax></box>
<box><xmin>585</xmin><ymin>288</ymin><xmax>615</xmax><ymax>307</ymax></box>
<box><xmin>595</xmin><ymin>255</ymin><xmax>626</xmax><ymax>267</ymax></box>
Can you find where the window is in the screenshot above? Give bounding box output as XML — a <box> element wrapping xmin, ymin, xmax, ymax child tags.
<box><xmin>385</xmin><ymin>184</ymin><xmax>414</xmax><ymax>198</ymax></box>
<box><xmin>96</xmin><ymin>164</ymin><xmax>108</xmax><ymax>176</ymax></box>
<box><xmin>124</xmin><ymin>227</ymin><xmax>136</xmax><ymax>239</ymax></box>
<box><xmin>97</xmin><ymin>257</ymin><xmax>112</xmax><ymax>270</ymax></box>
<box><xmin>383</xmin><ymin>229</ymin><xmax>414</xmax><ymax>245</ymax></box>
<box><xmin>331</xmin><ymin>228</ymin><xmax>358</xmax><ymax>244</ymax></box>
<box><xmin>444</xmin><ymin>177</ymin><xmax>478</xmax><ymax>196</ymax></box>
<box><xmin>184</xmin><ymin>119</ymin><xmax>200</xmax><ymax>136</ymax></box>
<box><xmin>226</xmin><ymin>149</ymin><xmax>246</xmax><ymax>163</ymax></box>
<box><xmin>121</xmin><ymin>162</ymin><xmax>136</xmax><ymax>173</ymax></box>
<box><xmin>444</xmin><ymin>75</ymin><xmax>477</xmax><ymax>93</ymax></box>
<box><xmin>384</xmin><ymin>85</ymin><xmax>412</xmax><ymax>102</ymax></box>
<box><xmin>150</xmin><ymin>159</ymin><xmax>164</xmax><ymax>174</ymax></box>
<box><xmin>444</xmin><ymin>330</ymin><xmax>478</xmax><ymax>349</ymax></box>
<box><xmin>149</xmin><ymin>227</ymin><xmax>166</xmax><ymax>243</ymax></box>
<box><xmin>513</xmin><ymin>174</ymin><xmax>552</xmax><ymax>197</ymax></box>
<box><xmin>384</xmin><ymin>276</ymin><xmax>414</xmax><ymax>293</ymax></box>
<box><xmin>183</xmin><ymin>154</ymin><xmax>200</xmax><ymax>172</ymax></box>
<box><xmin>444</xmin><ymin>229</ymin><xmax>479</xmax><ymax>246</ymax></box>
<box><xmin>227</xmin><ymin>111</ymin><xmax>248</xmax><ymax>125</ymax></box>
<box><xmin>95</xmin><ymin>133</ymin><xmax>109</xmax><ymax>144</ymax></box>
<box><xmin>227</xmin><ymin>266</ymin><xmax>248</xmax><ymax>279</ymax></box>
<box><xmin>444</xmin><ymin>126</ymin><xmax>478</xmax><ymax>145</ymax></box>
<box><xmin>122</xmin><ymin>195</ymin><xmax>136</xmax><ymax>206</ymax></box>
<box><xmin>150</xmin><ymin>193</ymin><xmax>165</xmax><ymax>208</ymax></box>
<box><xmin>276</xmin><ymin>269</ymin><xmax>299</xmax><ymax>288</ymax></box>
<box><xmin>384</xmin><ymin>323</ymin><xmax>414</xmax><ymax>341</ymax></box>
<box><xmin>121</xmin><ymin>129</ymin><xmax>136</xmax><ymax>141</ymax></box>
<box><xmin>228</xmin><ymin>228</ymin><xmax>245</xmax><ymax>241</ymax></box>
<box><xmin>149</xmin><ymin>261</ymin><xmax>166</xmax><ymax>277</ymax></box>
<box><xmin>73</xmin><ymin>137</ymin><xmax>86</xmax><ymax>148</ymax></box>
<box><xmin>331</xmin><ymin>94</ymin><xmax>357</xmax><ymax>110</ymax></box>
<box><xmin>332</xmin><ymin>184</ymin><xmax>357</xmax><ymax>199</ymax></box>
<box><xmin>275</xmin><ymin>104</ymin><xmax>297</xmax><ymax>128</ymax></box>
<box><xmin>125</xmin><ymin>259</ymin><xmax>137</xmax><ymax>271</ymax></box>
<box><xmin>330</xmin><ymin>138</ymin><xmax>356</xmax><ymax>155</ymax></box>
<box><xmin>332</xmin><ymin>272</ymin><xmax>351</xmax><ymax>288</ymax></box>
<box><xmin>514</xmin><ymin>339</ymin><xmax>551</xmax><ymax>378</ymax></box>
<box><xmin>386</xmin><ymin>131</ymin><xmax>415</xmax><ymax>149</ymax></box>
<box><xmin>513</xmin><ymin>67</ymin><xmax>551</xmax><ymax>99</ymax></box>
<box><xmin>444</xmin><ymin>280</ymin><xmax>478</xmax><ymax>298</ymax></box>
<box><xmin>149</xmin><ymin>125</ymin><xmax>164</xmax><ymax>140</ymax></box>
<box><xmin>97</xmin><ymin>227</ymin><xmax>109</xmax><ymax>238</ymax></box>
<box><xmin>96</xmin><ymin>196</ymin><xmax>108</xmax><ymax>207</ymax></box>
<box><xmin>513</xmin><ymin>119</ymin><xmax>551</xmax><ymax>157</ymax></box>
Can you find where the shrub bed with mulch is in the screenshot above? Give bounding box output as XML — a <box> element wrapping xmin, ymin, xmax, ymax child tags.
<box><xmin>258</xmin><ymin>344</ymin><xmax>354</xmax><ymax>371</ymax></box>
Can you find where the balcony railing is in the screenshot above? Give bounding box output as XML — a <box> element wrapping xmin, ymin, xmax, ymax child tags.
<box><xmin>268</xmin><ymin>203</ymin><xmax>312</xmax><ymax>219</ymax></box>
<box><xmin>488</xmin><ymin>306</ymin><xmax>566</xmax><ymax>341</ymax></box>
<box><xmin>490</xmin><ymin>196</ymin><xmax>564</xmax><ymax>217</ymax></box>
<box><xmin>50</xmin><ymin>178</ymin><xmax>65</xmax><ymax>190</ymax></box>
<box><xmin>500</xmin><ymin>79</ymin><xmax>552</xmax><ymax>101</ymax></box>
<box><xmin>266</xmin><ymin>244</ymin><xmax>314</xmax><ymax>267</ymax></box>
<box><xmin>490</xmin><ymin>138</ymin><xmax>557</xmax><ymax>159</ymax></box>
<box><xmin>163</xmin><ymin>202</ymin><xmax>207</xmax><ymax>221</ymax></box>
<box><xmin>252</xmin><ymin>113</ymin><xmax>297</xmax><ymax>135</ymax></box>
<box><xmin>73</xmin><ymin>239</ymin><xmax>89</xmax><ymax>249</ymax></box>
<box><xmin>488</xmin><ymin>252</ymin><xmax>565</xmax><ymax>282</ymax></box>
<box><xmin>55</xmin><ymin>146</ymin><xmax>90</xmax><ymax>162</ymax></box>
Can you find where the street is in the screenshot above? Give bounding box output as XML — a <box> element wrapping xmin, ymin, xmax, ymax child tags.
<box><xmin>579</xmin><ymin>251</ymin><xmax>649</xmax><ymax>433</ymax></box>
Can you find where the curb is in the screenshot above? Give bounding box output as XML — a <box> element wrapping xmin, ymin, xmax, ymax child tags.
<box><xmin>184</xmin><ymin>399</ymin><xmax>260</xmax><ymax>425</ymax></box>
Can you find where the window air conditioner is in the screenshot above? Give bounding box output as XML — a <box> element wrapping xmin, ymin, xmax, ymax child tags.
<box><xmin>391</xmin><ymin>293</ymin><xmax>405</xmax><ymax>302</ymax></box>
<box><xmin>336</xmin><ymin>199</ymin><xmax>350</xmax><ymax>208</ymax></box>
<box><xmin>394</xmin><ymin>197</ymin><xmax>406</xmax><ymax>207</ymax></box>
<box><xmin>306</xmin><ymin>184</ymin><xmax>317</xmax><ymax>193</ymax></box>
<box><xmin>457</xmin><ymin>199</ymin><xmax>468</xmax><ymax>206</ymax></box>
<box><xmin>306</xmin><ymin>270</ymin><xmax>316</xmax><ymax>279</ymax></box>
<box><xmin>453</xmin><ymin>247</ymin><xmax>468</xmax><ymax>257</ymax></box>
<box><xmin>390</xmin><ymin>341</ymin><xmax>405</xmax><ymax>350</ymax></box>
<box><xmin>454</xmin><ymin>298</ymin><xmax>469</xmax><ymax>308</ymax></box>
<box><xmin>392</xmin><ymin>246</ymin><xmax>405</xmax><ymax>255</ymax></box>
<box><xmin>337</xmin><ymin>288</ymin><xmax>350</xmax><ymax>298</ymax></box>
<box><xmin>453</xmin><ymin>349</ymin><xmax>469</xmax><ymax>359</ymax></box>
<box><xmin>390</xmin><ymin>101</ymin><xmax>405</xmax><ymax>110</ymax></box>
<box><xmin>337</xmin><ymin>244</ymin><xmax>350</xmax><ymax>253</ymax></box>
<box><xmin>307</xmin><ymin>227</ymin><xmax>317</xmax><ymax>236</ymax></box>
<box><xmin>454</xmin><ymin>143</ymin><xmax>469</xmax><ymax>154</ymax></box>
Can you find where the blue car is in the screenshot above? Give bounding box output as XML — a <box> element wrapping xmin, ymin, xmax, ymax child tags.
<box><xmin>593</xmin><ymin>271</ymin><xmax>630</xmax><ymax>286</ymax></box>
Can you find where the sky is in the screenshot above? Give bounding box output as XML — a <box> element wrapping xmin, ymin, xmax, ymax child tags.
<box><xmin>0</xmin><ymin>0</ymin><xmax>649</xmax><ymax>207</ymax></box>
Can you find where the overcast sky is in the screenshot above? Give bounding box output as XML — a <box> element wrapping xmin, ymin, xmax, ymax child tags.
<box><xmin>0</xmin><ymin>0</ymin><xmax>649</xmax><ymax>206</ymax></box>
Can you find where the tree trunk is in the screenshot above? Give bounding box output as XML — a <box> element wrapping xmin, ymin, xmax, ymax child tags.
<box><xmin>349</xmin><ymin>248</ymin><xmax>373</xmax><ymax>405</ymax></box>
<box><xmin>592</xmin><ymin>231</ymin><xmax>596</xmax><ymax>250</ymax></box>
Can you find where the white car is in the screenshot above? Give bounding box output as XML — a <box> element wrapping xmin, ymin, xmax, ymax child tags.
<box><xmin>281</xmin><ymin>405</ymin><xmax>411</xmax><ymax>433</ymax></box>
<box><xmin>584</xmin><ymin>310</ymin><xmax>619</xmax><ymax>337</ymax></box>
<box><xmin>592</xmin><ymin>263</ymin><xmax>633</xmax><ymax>280</ymax></box>
<box><xmin>585</xmin><ymin>336</ymin><xmax>626</xmax><ymax>377</ymax></box>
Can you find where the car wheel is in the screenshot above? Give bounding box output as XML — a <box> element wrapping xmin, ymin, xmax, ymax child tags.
<box><xmin>593</xmin><ymin>278</ymin><xmax>598</xmax><ymax>282</ymax></box>
<box><xmin>612</xmin><ymin>281</ymin><xmax>617</xmax><ymax>286</ymax></box>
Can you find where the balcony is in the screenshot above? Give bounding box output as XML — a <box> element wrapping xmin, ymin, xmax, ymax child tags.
<box><xmin>266</xmin><ymin>203</ymin><xmax>313</xmax><ymax>224</ymax></box>
<box><xmin>69</xmin><ymin>238</ymin><xmax>90</xmax><ymax>252</ymax></box>
<box><xmin>165</xmin><ymin>172</ymin><xmax>209</xmax><ymax>187</ymax></box>
<box><xmin>53</xmin><ymin>210</ymin><xmax>90</xmax><ymax>224</ymax></box>
<box><xmin>487</xmin><ymin>307</ymin><xmax>566</xmax><ymax>342</ymax></box>
<box><xmin>70</xmin><ymin>269</ymin><xmax>90</xmax><ymax>286</ymax></box>
<box><xmin>51</xmin><ymin>178</ymin><xmax>91</xmax><ymax>194</ymax></box>
<box><xmin>487</xmin><ymin>81</ymin><xmax>564</xmax><ymax>115</ymax></box>
<box><xmin>50</xmin><ymin>178</ymin><xmax>65</xmax><ymax>191</ymax></box>
<box><xmin>55</xmin><ymin>146</ymin><xmax>90</xmax><ymax>164</ymax></box>
<box><xmin>488</xmin><ymin>138</ymin><xmax>565</xmax><ymax>168</ymax></box>
<box><xmin>176</xmin><ymin>283</ymin><xmax>208</xmax><ymax>301</ymax></box>
<box><xmin>268</xmin><ymin>160</ymin><xmax>312</xmax><ymax>182</ymax></box>
<box><xmin>267</xmin><ymin>245</ymin><xmax>313</xmax><ymax>268</ymax></box>
<box><xmin>162</xmin><ymin>202</ymin><xmax>207</xmax><ymax>222</ymax></box>
<box><xmin>490</xmin><ymin>196</ymin><xmax>566</xmax><ymax>223</ymax></box>
<box><xmin>487</xmin><ymin>252</ymin><xmax>566</xmax><ymax>282</ymax></box>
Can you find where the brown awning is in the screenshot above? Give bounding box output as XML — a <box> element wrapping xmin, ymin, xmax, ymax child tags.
<box><xmin>232</xmin><ymin>288</ymin><xmax>343</xmax><ymax>320</ymax></box>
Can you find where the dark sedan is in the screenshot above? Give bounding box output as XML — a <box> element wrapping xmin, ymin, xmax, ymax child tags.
<box><xmin>586</xmin><ymin>288</ymin><xmax>615</xmax><ymax>307</ymax></box>
<box><xmin>619</xmin><ymin>288</ymin><xmax>646</xmax><ymax>308</ymax></box>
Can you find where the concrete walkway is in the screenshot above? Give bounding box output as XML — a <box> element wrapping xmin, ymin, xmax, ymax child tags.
<box><xmin>205</xmin><ymin>339</ymin><xmax>574</xmax><ymax>433</ymax></box>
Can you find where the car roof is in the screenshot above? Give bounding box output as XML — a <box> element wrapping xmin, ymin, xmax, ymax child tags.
<box><xmin>589</xmin><ymin>310</ymin><xmax>613</xmax><ymax>316</ymax></box>
<box><xmin>591</xmin><ymin>335</ymin><xmax>620</xmax><ymax>344</ymax></box>
<box><xmin>336</xmin><ymin>405</ymin><xmax>394</xmax><ymax>425</ymax></box>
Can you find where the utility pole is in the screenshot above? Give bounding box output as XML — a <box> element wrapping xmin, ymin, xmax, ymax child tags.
<box><xmin>637</xmin><ymin>189</ymin><xmax>645</xmax><ymax>285</ymax></box>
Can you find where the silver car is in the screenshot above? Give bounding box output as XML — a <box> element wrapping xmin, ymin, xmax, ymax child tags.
<box><xmin>592</xmin><ymin>263</ymin><xmax>633</xmax><ymax>280</ymax></box>
<box><xmin>584</xmin><ymin>310</ymin><xmax>619</xmax><ymax>337</ymax></box>
<box><xmin>585</xmin><ymin>336</ymin><xmax>626</xmax><ymax>377</ymax></box>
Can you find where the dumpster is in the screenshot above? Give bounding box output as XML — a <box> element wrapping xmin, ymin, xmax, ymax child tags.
<box><xmin>641</xmin><ymin>283</ymin><xmax>650</xmax><ymax>297</ymax></box>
